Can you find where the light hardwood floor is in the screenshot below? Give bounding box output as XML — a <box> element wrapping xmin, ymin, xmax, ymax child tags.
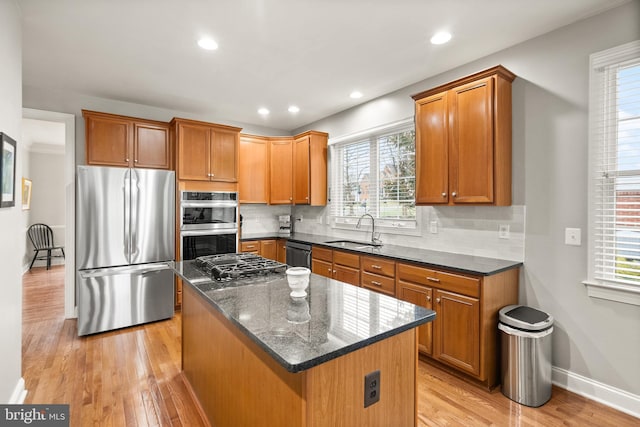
<box><xmin>22</xmin><ymin>266</ymin><xmax>638</xmax><ymax>426</ymax></box>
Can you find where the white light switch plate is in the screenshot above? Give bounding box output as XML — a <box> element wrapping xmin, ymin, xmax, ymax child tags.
<box><xmin>499</xmin><ymin>224</ymin><xmax>510</xmax><ymax>239</ymax></box>
<box><xmin>429</xmin><ymin>220</ymin><xmax>438</xmax><ymax>234</ymax></box>
<box><xmin>565</xmin><ymin>228</ymin><xmax>581</xmax><ymax>246</ymax></box>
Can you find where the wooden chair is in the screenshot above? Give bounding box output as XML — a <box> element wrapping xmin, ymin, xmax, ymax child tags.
<box><xmin>27</xmin><ymin>223</ymin><xmax>65</xmax><ymax>270</ymax></box>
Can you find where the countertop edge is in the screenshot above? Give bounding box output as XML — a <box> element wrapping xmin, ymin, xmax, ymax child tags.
<box><xmin>240</xmin><ymin>232</ymin><xmax>523</xmax><ymax>276</ymax></box>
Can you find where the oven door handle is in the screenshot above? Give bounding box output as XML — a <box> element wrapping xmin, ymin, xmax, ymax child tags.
<box><xmin>181</xmin><ymin>201</ymin><xmax>238</xmax><ymax>208</ymax></box>
<box><xmin>181</xmin><ymin>228</ymin><xmax>238</xmax><ymax>237</ymax></box>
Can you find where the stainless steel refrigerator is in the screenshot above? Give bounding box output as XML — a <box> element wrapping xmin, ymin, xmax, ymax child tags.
<box><xmin>76</xmin><ymin>165</ymin><xmax>175</xmax><ymax>336</ymax></box>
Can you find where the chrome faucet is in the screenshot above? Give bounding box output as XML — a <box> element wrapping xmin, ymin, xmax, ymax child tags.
<box><xmin>356</xmin><ymin>213</ymin><xmax>382</xmax><ymax>246</ymax></box>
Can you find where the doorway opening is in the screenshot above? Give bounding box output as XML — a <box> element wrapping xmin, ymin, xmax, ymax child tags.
<box><xmin>22</xmin><ymin>108</ymin><xmax>75</xmax><ymax>319</ymax></box>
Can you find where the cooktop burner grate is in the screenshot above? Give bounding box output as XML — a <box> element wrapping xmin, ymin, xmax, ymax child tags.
<box><xmin>194</xmin><ymin>253</ymin><xmax>287</xmax><ymax>280</ymax></box>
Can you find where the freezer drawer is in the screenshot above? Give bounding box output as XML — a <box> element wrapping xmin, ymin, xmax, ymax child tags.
<box><xmin>77</xmin><ymin>263</ymin><xmax>174</xmax><ymax>336</ymax></box>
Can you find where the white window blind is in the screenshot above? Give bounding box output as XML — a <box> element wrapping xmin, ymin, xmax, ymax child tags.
<box><xmin>331</xmin><ymin>126</ymin><xmax>416</xmax><ymax>222</ymax></box>
<box><xmin>589</xmin><ymin>40</ymin><xmax>640</xmax><ymax>292</ymax></box>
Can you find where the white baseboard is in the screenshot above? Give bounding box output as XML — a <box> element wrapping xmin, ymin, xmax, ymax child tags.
<box><xmin>9</xmin><ymin>378</ymin><xmax>27</xmax><ymax>404</ymax></box>
<box><xmin>552</xmin><ymin>366</ymin><xmax>640</xmax><ymax>419</ymax></box>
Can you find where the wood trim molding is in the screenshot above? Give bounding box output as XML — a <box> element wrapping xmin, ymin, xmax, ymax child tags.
<box><xmin>411</xmin><ymin>65</ymin><xmax>516</xmax><ymax>100</ymax></box>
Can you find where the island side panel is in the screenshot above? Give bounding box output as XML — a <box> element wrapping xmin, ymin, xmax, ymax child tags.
<box><xmin>182</xmin><ymin>285</ymin><xmax>306</xmax><ymax>427</ymax></box>
<box><xmin>305</xmin><ymin>329</ymin><xmax>417</xmax><ymax>427</ymax></box>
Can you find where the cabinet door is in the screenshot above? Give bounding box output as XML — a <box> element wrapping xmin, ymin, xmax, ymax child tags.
<box><xmin>449</xmin><ymin>77</ymin><xmax>494</xmax><ymax>204</ymax></box>
<box><xmin>312</xmin><ymin>258</ymin><xmax>333</xmax><ymax>279</ymax></box>
<box><xmin>210</xmin><ymin>128</ymin><xmax>238</xmax><ymax>182</ymax></box>
<box><xmin>260</xmin><ymin>240</ymin><xmax>277</xmax><ymax>260</ymax></box>
<box><xmin>239</xmin><ymin>136</ymin><xmax>269</xmax><ymax>203</ymax></box>
<box><xmin>293</xmin><ymin>135</ymin><xmax>310</xmax><ymax>204</ymax></box>
<box><xmin>276</xmin><ymin>239</ymin><xmax>287</xmax><ymax>264</ymax></box>
<box><xmin>397</xmin><ymin>281</ymin><xmax>432</xmax><ymax>355</ymax></box>
<box><xmin>240</xmin><ymin>240</ymin><xmax>260</xmax><ymax>254</ymax></box>
<box><xmin>134</xmin><ymin>122</ymin><xmax>170</xmax><ymax>169</ymax></box>
<box><xmin>415</xmin><ymin>91</ymin><xmax>448</xmax><ymax>204</ymax></box>
<box><xmin>85</xmin><ymin>114</ymin><xmax>132</xmax><ymax>167</ymax></box>
<box><xmin>177</xmin><ymin>123</ymin><xmax>210</xmax><ymax>181</ymax></box>
<box><xmin>269</xmin><ymin>139</ymin><xmax>293</xmax><ymax>204</ymax></box>
<box><xmin>334</xmin><ymin>264</ymin><xmax>360</xmax><ymax>286</ymax></box>
<box><xmin>433</xmin><ymin>289</ymin><xmax>480</xmax><ymax>376</ymax></box>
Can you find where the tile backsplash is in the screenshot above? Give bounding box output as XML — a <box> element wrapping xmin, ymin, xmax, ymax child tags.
<box><xmin>239</xmin><ymin>203</ymin><xmax>525</xmax><ymax>261</ymax></box>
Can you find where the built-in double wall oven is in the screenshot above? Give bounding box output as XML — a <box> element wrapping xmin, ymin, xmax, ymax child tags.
<box><xmin>180</xmin><ymin>191</ymin><xmax>238</xmax><ymax>260</ymax></box>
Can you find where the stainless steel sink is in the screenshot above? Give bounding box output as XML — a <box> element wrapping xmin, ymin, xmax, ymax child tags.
<box><xmin>323</xmin><ymin>240</ymin><xmax>382</xmax><ymax>249</ymax></box>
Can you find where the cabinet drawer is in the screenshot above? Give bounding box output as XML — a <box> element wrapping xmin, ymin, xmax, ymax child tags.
<box><xmin>398</xmin><ymin>263</ymin><xmax>480</xmax><ymax>298</ymax></box>
<box><xmin>333</xmin><ymin>250</ymin><xmax>360</xmax><ymax>269</ymax></box>
<box><xmin>313</xmin><ymin>246</ymin><xmax>333</xmax><ymax>262</ymax></box>
<box><xmin>361</xmin><ymin>256</ymin><xmax>395</xmax><ymax>278</ymax></box>
<box><xmin>240</xmin><ymin>241</ymin><xmax>260</xmax><ymax>252</ymax></box>
<box><xmin>361</xmin><ymin>272</ymin><xmax>395</xmax><ymax>296</ymax></box>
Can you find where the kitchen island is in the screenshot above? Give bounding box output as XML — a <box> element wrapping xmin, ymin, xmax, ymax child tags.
<box><xmin>174</xmin><ymin>259</ymin><xmax>435</xmax><ymax>427</ymax></box>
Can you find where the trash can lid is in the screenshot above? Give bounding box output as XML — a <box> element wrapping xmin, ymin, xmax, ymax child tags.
<box><xmin>499</xmin><ymin>305</ymin><xmax>554</xmax><ymax>331</ymax></box>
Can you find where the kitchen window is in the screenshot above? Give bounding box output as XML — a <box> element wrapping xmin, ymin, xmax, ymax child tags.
<box><xmin>330</xmin><ymin>121</ymin><xmax>417</xmax><ymax>233</ymax></box>
<box><xmin>586</xmin><ymin>40</ymin><xmax>640</xmax><ymax>305</ymax></box>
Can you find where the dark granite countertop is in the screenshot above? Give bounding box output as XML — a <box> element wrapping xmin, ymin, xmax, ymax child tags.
<box><xmin>240</xmin><ymin>232</ymin><xmax>522</xmax><ymax>276</ymax></box>
<box><xmin>174</xmin><ymin>260</ymin><xmax>435</xmax><ymax>373</ymax></box>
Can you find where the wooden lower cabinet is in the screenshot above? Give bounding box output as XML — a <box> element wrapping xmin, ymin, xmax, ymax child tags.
<box><xmin>311</xmin><ymin>246</ymin><xmax>360</xmax><ymax>286</ymax></box>
<box><xmin>361</xmin><ymin>256</ymin><xmax>396</xmax><ymax>296</ymax></box>
<box><xmin>397</xmin><ymin>281</ymin><xmax>432</xmax><ymax>355</ymax></box>
<box><xmin>277</xmin><ymin>238</ymin><xmax>287</xmax><ymax>264</ymax></box>
<box><xmin>434</xmin><ymin>289</ymin><xmax>480</xmax><ymax>376</ymax></box>
<box><xmin>395</xmin><ymin>262</ymin><xmax>518</xmax><ymax>389</ymax></box>
<box><xmin>240</xmin><ymin>239</ymin><xmax>277</xmax><ymax>260</ymax></box>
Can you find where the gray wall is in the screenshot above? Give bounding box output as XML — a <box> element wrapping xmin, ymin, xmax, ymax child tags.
<box><xmin>0</xmin><ymin>0</ymin><xmax>23</xmax><ymax>403</ymax></box>
<box><xmin>298</xmin><ymin>2</ymin><xmax>640</xmax><ymax>397</ymax></box>
<box><xmin>23</xmin><ymin>151</ymin><xmax>65</xmax><ymax>268</ymax></box>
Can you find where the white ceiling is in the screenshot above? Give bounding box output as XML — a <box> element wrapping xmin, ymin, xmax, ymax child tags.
<box><xmin>19</xmin><ymin>0</ymin><xmax>628</xmax><ymax>131</ymax></box>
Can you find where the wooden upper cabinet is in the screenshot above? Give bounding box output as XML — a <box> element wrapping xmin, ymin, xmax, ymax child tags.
<box><xmin>269</xmin><ymin>138</ymin><xmax>294</xmax><ymax>204</ymax></box>
<box><xmin>294</xmin><ymin>131</ymin><xmax>328</xmax><ymax>206</ymax></box>
<box><xmin>415</xmin><ymin>92</ymin><xmax>448</xmax><ymax>204</ymax></box>
<box><xmin>294</xmin><ymin>135</ymin><xmax>311</xmax><ymax>204</ymax></box>
<box><xmin>412</xmin><ymin>65</ymin><xmax>515</xmax><ymax>206</ymax></box>
<box><xmin>134</xmin><ymin>122</ymin><xmax>171</xmax><ymax>169</ymax></box>
<box><xmin>173</xmin><ymin>118</ymin><xmax>241</xmax><ymax>182</ymax></box>
<box><xmin>239</xmin><ymin>135</ymin><xmax>269</xmax><ymax>203</ymax></box>
<box><xmin>83</xmin><ymin>110</ymin><xmax>171</xmax><ymax>169</ymax></box>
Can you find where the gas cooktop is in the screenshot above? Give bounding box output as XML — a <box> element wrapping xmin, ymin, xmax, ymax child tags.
<box><xmin>194</xmin><ymin>253</ymin><xmax>288</xmax><ymax>280</ymax></box>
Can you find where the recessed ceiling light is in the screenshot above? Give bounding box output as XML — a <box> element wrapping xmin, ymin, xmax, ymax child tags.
<box><xmin>350</xmin><ymin>91</ymin><xmax>363</xmax><ymax>99</ymax></box>
<box><xmin>288</xmin><ymin>105</ymin><xmax>300</xmax><ymax>113</ymax></box>
<box><xmin>430</xmin><ymin>31</ymin><xmax>452</xmax><ymax>45</ymax></box>
<box><xmin>258</xmin><ymin>108</ymin><xmax>270</xmax><ymax>115</ymax></box>
<box><xmin>197</xmin><ymin>37</ymin><xmax>218</xmax><ymax>50</ymax></box>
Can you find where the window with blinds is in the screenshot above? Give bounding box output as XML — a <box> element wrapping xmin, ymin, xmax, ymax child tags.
<box><xmin>331</xmin><ymin>126</ymin><xmax>416</xmax><ymax>225</ymax></box>
<box><xmin>589</xmin><ymin>40</ymin><xmax>640</xmax><ymax>294</ymax></box>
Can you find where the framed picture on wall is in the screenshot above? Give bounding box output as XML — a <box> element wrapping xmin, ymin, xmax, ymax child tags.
<box><xmin>22</xmin><ymin>178</ymin><xmax>32</xmax><ymax>210</ymax></box>
<box><xmin>0</xmin><ymin>132</ymin><xmax>17</xmax><ymax>208</ymax></box>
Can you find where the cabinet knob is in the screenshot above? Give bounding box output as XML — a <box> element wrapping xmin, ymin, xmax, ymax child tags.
<box><xmin>441</xmin><ymin>192</ymin><xmax>446</xmax><ymax>197</ymax></box>
<box><xmin>306</xmin><ymin>197</ymin><xmax>309</xmax><ymax>200</ymax></box>
<box><xmin>134</xmin><ymin>159</ymin><xmax>138</xmax><ymax>163</ymax></box>
<box><xmin>452</xmin><ymin>192</ymin><xmax>457</xmax><ymax>197</ymax></box>
<box><xmin>427</xmin><ymin>295</ymin><xmax>431</xmax><ymax>301</ymax></box>
<box><xmin>125</xmin><ymin>158</ymin><xmax>130</xmax><ymax>162</ymax></box>
<box><xmin>436</xmin><ymin>297</ymin><xmax>441</xmax><ymax>304</ymax></box>
<box><xmin>289</xmin><ymin>197</ymin><xmax>293</xmax><ymax>201</ymax></box>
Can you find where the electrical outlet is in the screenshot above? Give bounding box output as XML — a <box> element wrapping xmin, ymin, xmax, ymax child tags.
<box><xmin>429</xmin><ymin>220</ymin><xmax>438</xmax><ymax>234</ymax></box>
<box><xmin>499</xmin><ymin>224</ymin><xmax>510</xmax><ymax>239</ymax></box>
<box><xmin>364</xmin><ymin>370</ymin><xmax>380</xmax><ymax>408</ymax></box>
<box><xmin>565</xmin><ymin>228</ymin><xmax>581</xmax><ymax>246</ymax></box>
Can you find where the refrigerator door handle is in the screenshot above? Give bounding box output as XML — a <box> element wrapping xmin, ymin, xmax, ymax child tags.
<box><xmin>79</xmin><ymin>262</ymin><xmax>173</xmax><ymax>278</ymax></box>
<box><xmin>130</xmin><ymin>168</ymin><xmax>140</xmax><ymax>260</ymax></box>
<box><xmin>123</xmin><ymin>169</ymin><xmax>131</xmax><ymax>261</ymax></box>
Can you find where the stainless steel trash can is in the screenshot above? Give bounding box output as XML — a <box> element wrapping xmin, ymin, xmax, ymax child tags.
<box><xmin>499</xmin><ymin>305</ymin><xmax>554</xmax><ymax>407</ymax></box>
